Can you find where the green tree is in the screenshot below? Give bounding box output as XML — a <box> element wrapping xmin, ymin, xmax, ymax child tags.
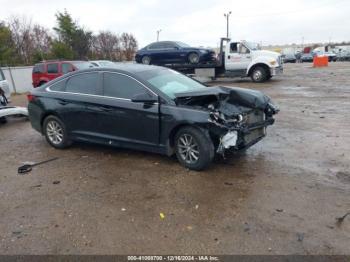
<box><xmin>0</xmin><ymin>22</ymin><xmax>15</xmax><ymax>65</ymax></box>
<box><xmin>51</xmin><ymin>41</ymin><xmax>74</xmax><ymax>59</ymax></box>
<box><xmin>53</xmin><ymin>10</ymin><xmax>92</xmax><ymax>59</ymax></box>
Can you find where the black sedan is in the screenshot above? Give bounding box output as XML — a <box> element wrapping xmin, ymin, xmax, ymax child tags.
<box><xmin>27</xmin><ymin>65</ymin><xmax>278</xmax><ymax>170</ymax></box>
<box><xmin>135</xmin><ymin>41</ymin><xmax>216</xmax><ymax>65</ymax></box>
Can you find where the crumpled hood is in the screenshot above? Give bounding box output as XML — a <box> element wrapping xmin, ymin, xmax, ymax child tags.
<box><xmin>174</xmin><ymin>86</ymin><xmax>271</xmax><ymax>111</ymax></box>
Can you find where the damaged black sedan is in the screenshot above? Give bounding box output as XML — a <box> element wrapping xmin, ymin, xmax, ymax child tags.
<box><xmin>27</xmin><ymin>65</ymin><xmax>278</xmax><ymax>170</ymax></box>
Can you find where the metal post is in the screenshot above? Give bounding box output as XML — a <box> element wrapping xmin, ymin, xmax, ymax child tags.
<box><xmin>224</xmin><ymin>11</ymin><xmax>232</xmax><ymax>38</ymax></box>
<box><xmin>156</xmin><ymin>29</ymin><xmax>162</xmax><ymax>42</ymax></box>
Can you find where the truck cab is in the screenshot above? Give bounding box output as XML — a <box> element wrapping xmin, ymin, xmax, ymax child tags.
<box><xmin>222</xmin><ymin>39</ymin><xmax>283</xmax><ymax>82</ymax></box>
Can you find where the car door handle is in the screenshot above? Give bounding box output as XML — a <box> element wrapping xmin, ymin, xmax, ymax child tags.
<box><xmin>228</xmin><ymin>55</ymin><xmax>231</xmax><ymax>59</ymax></box>
<box><xmin>58</xmin><ymin>100</ymin><xmax>69</xmax><ymax>105</ymax></box>
<box><xmin>101</xmin><ymin>106</ymin><xmax>113</xmax><ymax>112</ymax></box>
<box><xmin>246</xmin><ymin>56</ymin><xmax>251</xmax><ymax>58</ymax></box>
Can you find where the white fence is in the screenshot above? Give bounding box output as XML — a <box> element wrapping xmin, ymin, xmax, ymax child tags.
<box><xmin>1</xmin><ymin>66</ymin><xmax>34</xmax><ymax>94</ymax></box>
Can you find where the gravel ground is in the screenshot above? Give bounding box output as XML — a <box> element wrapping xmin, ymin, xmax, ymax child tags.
<box><xmin>0</xmin><ymin>62</ymin><xmax>349</xmax><ymax>255</ymax></box>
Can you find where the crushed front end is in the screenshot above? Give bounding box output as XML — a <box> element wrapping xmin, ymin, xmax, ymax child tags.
<box><xmin>175</xmin><ymin>86</ymin><xmax>279</xmax><ymax>156</ymax></box>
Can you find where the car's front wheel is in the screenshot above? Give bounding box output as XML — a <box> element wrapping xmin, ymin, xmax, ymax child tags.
<box><xmin>142</xmin><ymin>56</ymin><xmax>151</xmax><ymax>65</ymax></box>
<box><xmin>43</xmin><ymin>115</ymin><xmax>71</xmax><ymax>149</ymax></box>
<box><xmin>175</xmin><ymin>127</ymin><xmax>214</xmax><ymax>171</ymax></box>
<box><xmin>251</xmin><ymin>66</ymin><xmax>268</xmax><ymax>83</ymax></box>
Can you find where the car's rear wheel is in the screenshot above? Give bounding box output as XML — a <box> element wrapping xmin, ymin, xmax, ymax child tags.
<box><xmin>251</xmin><ymin>66</ymin><xmax>268</xmax><ymax>83</ymax></box>
<box><xmin>188</xmin><ymin>53</ymin><xmax>200</xmax><ymax>64</ymax></box>
<box><xmin>175</xmin><ymin>127</ymin><xmax>214</xmax><ymax>171</ymax></box>
<box><xmin>142</xmin><ymin>56</ymin><xmax>151</xmax><ymax>65</ymax></box>
<box><xmin>43</xmin><ymin>115</ymin><xmax>71</xmax><ymax>149</ymax></box>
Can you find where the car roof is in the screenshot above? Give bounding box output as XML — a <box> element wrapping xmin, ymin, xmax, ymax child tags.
<box><xmin>34</xmin><ymin>60</ymin><xmax>91</xmax><ymax>65</ymax></box>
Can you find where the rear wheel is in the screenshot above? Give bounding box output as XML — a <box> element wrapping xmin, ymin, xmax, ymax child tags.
<box><xmin>43</xmin><ymin>115</ymin><xmax>71</xmax><ymax>149</ymax></box>
<box><xmin>142</xmin><ymin>56</ymin><xmax>151</xmax><ymax>65</ymax></box>
<box><xmin>188</xmin><ymin>53</ymin><xmax>200</xmax><ymax>64</ymax></box>
<box><xmin>175</xmin><ymin>127</ymin><xmax>214</xmax><ymax>171</ymax></box>
<box><xmin>251</xmin><ymin>66</ymin><xmax>268</xmax><ymax>83</ymax></box>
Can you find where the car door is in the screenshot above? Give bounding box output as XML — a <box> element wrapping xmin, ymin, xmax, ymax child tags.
<box><xmin>0</xmin><ymin>68</ymin><xmax>10</xmax><ymax>101</ymax></box>
<box><xmin>96</xmin><ymin>72</ymin><xmax>159</xmax><ymax>146</ymax></box>
<box><xmin>53</xmin><ymin>72</ymin><xmax>103</xmax><ymax>139</ymax></box>
<box><xmin>47</xmin><ymin>63</ymin><xmax>60</xmax><ymax>81</ymax></box>
<box><xmin>148</xmin><ymin>42</ymin><xmax>172</xmax><ymax>64</ymax></box>
<box><xmin>163</xmin><ymin>42</ymin><xmax>183</xmax><ymax>63</ymax></box>
<box><xmin>61</xmin><ymin>62</ymin><xmax>74</xmax><ymax>75</ymax></box>
<box><xmin>225</xmin><ymin>42</ymin><xmax>251</xmax><ymax>71</ymax></box>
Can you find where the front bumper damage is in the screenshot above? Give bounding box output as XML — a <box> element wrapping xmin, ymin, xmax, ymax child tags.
<box><xmin>175</xmin><ymin>86</ymin><xmax>279</xmax><ymax>156</ymax></box>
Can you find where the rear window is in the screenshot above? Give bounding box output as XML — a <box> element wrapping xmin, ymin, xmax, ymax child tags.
<box><xmin>66</xmin><ymin>73</ymin><xmax>99</xmax><ymax>95</ymax></box>
<box><xmin>33</xmin><ymin>64</ymin><xmax>45</xmax><ymax>74</ymax></box>
<box><xmin>47</xmin><ymin>63</ymin><xmax>59</xmax><ymax>74</ymax></box>
<box><xmin>50</xmin><ymin>80</ymin><xmax>66</xmax><ymax>91</ymax></box>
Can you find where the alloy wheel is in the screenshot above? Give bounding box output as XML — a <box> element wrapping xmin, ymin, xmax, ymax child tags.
<box><xmin>177</xmin><ymin>133</ymin><xmax>200</xmax><ymax>164</ymax></box>
<box><xmin>46</xmin><ymin>120</ymin><xmax>64</xmax><ymax>145</ymax></box>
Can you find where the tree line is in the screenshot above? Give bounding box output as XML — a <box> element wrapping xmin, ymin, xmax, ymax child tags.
<box><xmin>0</xmin><ymin>10</ymin><xmax>138</xmax><ymax>66</ymax></box>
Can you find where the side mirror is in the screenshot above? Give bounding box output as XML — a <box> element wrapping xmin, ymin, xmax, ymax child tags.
<box><xmin>131</xmin><ymin>93</ymin><xmax>158</xmax><ymax>103</ymax></box>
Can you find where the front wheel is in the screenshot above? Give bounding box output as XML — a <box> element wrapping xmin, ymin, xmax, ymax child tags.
<box><xmin>175</xmin><ymin>127</ymin><xmax>214</xmax><ymax>171</ymax></box>
<box><xmin>43</xmin><ymin>115</ymin><xmax>71</xmax><ymax>149</ymax></box>
<box><xmin>251</xmin><ymin>66</ymin><xmax>268</xmax><ymax>83</ymax></box>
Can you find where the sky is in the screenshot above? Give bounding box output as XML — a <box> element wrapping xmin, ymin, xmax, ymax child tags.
<box><xmin>1</xmin><ymin>0</ymin><xmax>350</xmax><ymax>48</ymax></box>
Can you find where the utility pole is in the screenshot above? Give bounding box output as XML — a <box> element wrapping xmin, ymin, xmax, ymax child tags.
<box><xmin>156</xmin><ymin>29</ymin><xmax>162</xmax><ymax>42</ymax></box>
<box><xmin>224</xmin><ymin>11</ymin><xmax>232</xmax><ymax>38</ymax></box>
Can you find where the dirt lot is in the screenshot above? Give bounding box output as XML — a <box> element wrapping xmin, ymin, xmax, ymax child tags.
<box><xmin>0</xmin><ymin>63</ymin><xmax>349</xmax><ymax>255</ymax></box>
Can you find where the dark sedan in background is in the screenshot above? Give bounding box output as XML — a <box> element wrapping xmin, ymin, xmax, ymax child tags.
<box><xmin>27</xmin><ymin>65</ymin><xmax>278</xmax><ymax>170</ymax></box>
<box><xmin>300</xmin><ymin>53</ymin><xmax>314</xmax><ymax>63</ymax></box>
<box><xmin>135</xmin><ymin>41</ymin><xmax>216</xmax><ymax>65</ymax></box>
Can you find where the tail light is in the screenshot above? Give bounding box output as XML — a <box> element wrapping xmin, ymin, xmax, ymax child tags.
<box><xmin>27</xmin><ymin>94</ymin><xmax>36</xmax><ymax>102</ymax></box>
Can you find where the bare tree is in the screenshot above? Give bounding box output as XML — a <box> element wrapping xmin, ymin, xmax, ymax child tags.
<box><xmin>92</xmin><ymin>31</ymin><xmax>120</xmax><ymax>60</ymax></box>
<box><xmin>120</xmin><ymin>33</ymin><xmax>138</xmax><ymax>61</ymax></box>
<box><xmin>32</xmin><ymin>24</ymin><xmax>52</xmax><ymax>60</ymax></box>
<box><xmin>8</xmin><ymin>15</ymin><xmax>34</xmax><ymax>64</ymax></box>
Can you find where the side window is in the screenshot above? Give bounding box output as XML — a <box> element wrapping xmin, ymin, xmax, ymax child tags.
<box><xmin>33</xmin><ymin>64</ymin><xmax>45</xmax><ymax>74</ymax></box>
<box><xmin>239</xmin><ymin>45</ymin><xmax>250</xmax><ymax>54</ymax></box>
<box><xmin>103</xmin><ymin>73</ymin><xmax>147</xmax><ymax>99</ymax></box>
<box><xmin>163</xmin><ymin>43</ymin><xmax>175</xmax><ymax>49</ymax></box>
<box><xmin>61</xmin><ymin>63</ymin><xmax>72</xmax><ymax>74</ymax></box>
<box><xmin>148</xmin><ymin>43</ymin><xmax>163</xmax><ymax>50</ymax></box>
<box><xmin>230</xmin><ymin>43</ymin><xmax>238</xmax><ymax>53</ymax></box>
<box><xmin>50</xmin><ymin>80</ymin><xmax>66</xmax><ymax>91</ymax></box>
<box><xmin>66</xmin><ymin>73</ymin><xmax>99</xmax><ymax>95</ymax></box>
<box><xmin>47</xmin><ymin>63</ymin><xmax>59</xmax><ymax>74</ymax></box>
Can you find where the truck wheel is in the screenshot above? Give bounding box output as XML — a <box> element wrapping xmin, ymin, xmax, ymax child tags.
<box><xmin>251</xmin><ymin>66</ymin><xmax>268</xmax><ymax>83</ymax></box>
<box><xmin>43</xmin><ymin>115</ymin><xmax>71</xmax><ymax>149</ymax></box>
<box><xmin>175</xmin><ymin>127</ymin><xmax>214</xmax><ymax>171</ymax></box>
<box><xmin>142</xmin><ymin>56</ymin><xmax>151</xmax><ymax>65</ymax></box>
<box><xmin>188</xmin><ymin>53</ymin><xmax>200</xmax><ymax>64</ymax></box>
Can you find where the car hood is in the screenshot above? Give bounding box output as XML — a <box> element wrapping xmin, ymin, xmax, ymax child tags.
<box><xmin>253</xmin><ymin>50</ymin><xmax>280</xmax><ymax>59</ymax></box>
<box><xmin>174</xmin><ymin>86</ymin><xmax>278</xmax><ymax>116</ymax></box>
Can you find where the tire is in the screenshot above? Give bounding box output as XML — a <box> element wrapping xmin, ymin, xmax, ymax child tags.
<box><xmin>174</xmin><ymin>126</ymin><xmax>214</xmax><ymax>171</ymax></box>
<box><xmin>251</xmin><ymin>66</ymin><xmax>268</xmax><ymax>83</ymax></box>
<box><xmin>141</xmin><ymin>56</ymin><xmax>151</xmax><ymax>65</ymax></box>
<box><xmin>43</xmin><ymin>115</ymin><xmax>71</xmax><ymax>149</ymax></box>
<box><xmin>188</xmin><ymin>53</ymin><xmax>200</xmax><ymax>64</ymax></box>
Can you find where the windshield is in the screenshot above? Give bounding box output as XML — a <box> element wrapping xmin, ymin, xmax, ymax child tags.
<box><xmin>72</xmin><ymin>62</ymin><xmax>95</xmax><ymax>70</ymax></box>
<box><xmin>140</xmin><ymin>69</ymin><xmax>206</xmax><ymax>99</ymax></box>
<box><xmin>176</xmin><ymin>42</ymin><xmax>190</xmax><ymax>48</ymax></box>
<box><xmin>244</xmin><ymin>42</ymin><xmax>260</xmax><ymax>51</ymax></box>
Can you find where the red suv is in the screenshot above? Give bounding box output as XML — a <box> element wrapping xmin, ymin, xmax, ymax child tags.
<box><xmin>32</xmin><ymin>60</ymin><xmax>94</xmax><ymax>87</ymax></box>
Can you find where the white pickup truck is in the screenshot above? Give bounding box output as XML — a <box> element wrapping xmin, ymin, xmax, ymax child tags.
<box><xmin>169</xmin><ymin>38</ymin><xmax>283</xmax><ymax>83</ymax></box>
